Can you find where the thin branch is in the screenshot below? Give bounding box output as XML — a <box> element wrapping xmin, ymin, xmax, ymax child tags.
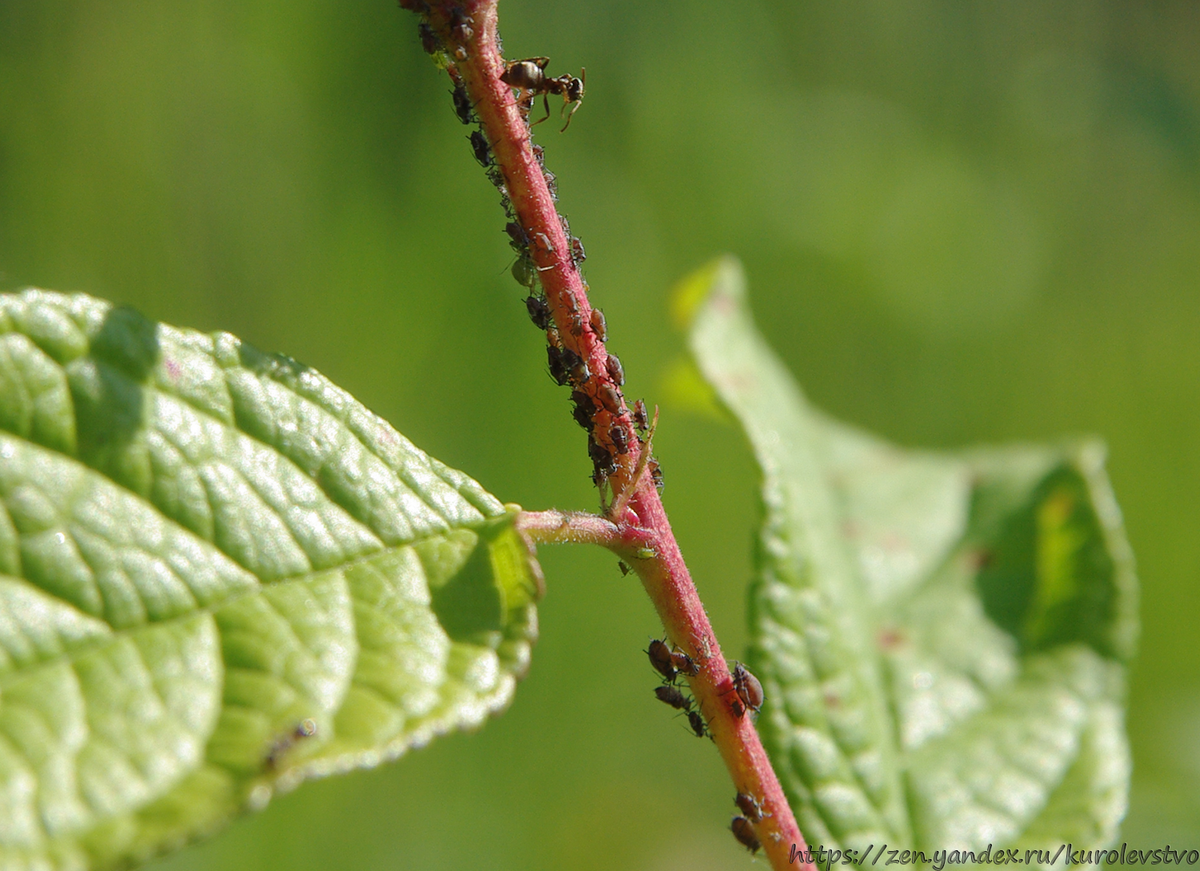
<box><xmin>401</xmin><ymin>3</ymin><xmax>815</xmax><ymax>868</ymax></box>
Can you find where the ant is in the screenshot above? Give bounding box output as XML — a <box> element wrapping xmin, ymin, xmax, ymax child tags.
<box><xmin>500</xmin><ymin>57</ymin><xmax>586</xmax><ymax>131</ymax></box>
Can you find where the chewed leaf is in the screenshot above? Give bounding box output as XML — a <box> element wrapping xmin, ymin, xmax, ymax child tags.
<box><xmin>0</xmin><ymin>290</ymin><xmax>541</xmax><ymax>870</ymax></box>
<box><xmin>683</xmin><ymin>258</ymin><xmax>1135</xmax><ymax>859</ymax></box>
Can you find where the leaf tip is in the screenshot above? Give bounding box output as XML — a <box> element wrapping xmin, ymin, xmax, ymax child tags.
<box><xmin>669</xmin><ymin>255</ymin><xmax>745</xmax><ymax>330</ymax></box>
<box><xmin>660</xmin><ymin>355</ymin><xmax>728</xmax><ymax>423</ymax></box>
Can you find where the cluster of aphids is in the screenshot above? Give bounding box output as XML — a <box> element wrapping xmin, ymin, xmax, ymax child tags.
<box><xmin>646</xmin><ymin>638</ymin><xmax>706</xmax><ymax>738</ymax></box>
<box><xmin>411</xmin><ymin>8</ymin><xmax>515</xmax><ymax>215</ymax></box>
<box><xmin>648</xmin><ymin>642</ymin><xmax>772</xmax><ymax>853</ymax></box>
<box><xmin>407</xmin><ymin>5</ymin><xmax>663</xmax><ymax>497</ymax></box>
<box><xmin>493</xmin><ymin>57</ymin><xmax>642</xmax><ymax>492</ymax></box>
<box><xmin>408</xmin><ymin>2</ymin><xmax>474</xmax><ymax>63</ymax></box>
<box><xmin>724</xmin><ymin>664</ymin><xmax>768</xmax><ymax>852</ymax></box>
<box><xmin>731</xmin><ymin>791</ymin><xmax>768</xmax><ymax>855</ymax></box>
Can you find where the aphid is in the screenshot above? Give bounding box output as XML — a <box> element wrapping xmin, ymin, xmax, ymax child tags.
<box><xmin>512</xmin><ymin>255</ymin><xmax>537</xmax><ymax>290</ymax></box>
<box><xmin>532</xmin><ymin>231</ymin><xmax>555</xmax><ymax>258</ymax></box>
<box><xmin>451</xmin><ymin>83</ymin><xmax>473</xmax><ymax>124</ymax></box>
<box><xmin>590</xmin><ymin>439</ymin><xmax>617</xmax><ymax>484</ymax></box>
<box><xmin>588</xmin><ymin>433</ymin><xmax>612</xmax><ymax>468</ymax></box>
<box><xmin>589</xmin><ymin>308</ymin><xmax>607</xmax><ymax>342</ymax></box>
<box><xmin>265</xmin><ymin>718</ymin><xmax>318</xmax><ymax>770</ymax></box>
<box><xmin>605</xmin><ymin>353</ymin><xmax>624</xmax><ymax>386</ymax></box>
<box><xmin>543</xmin><ymin>166</ymin><xmax>559</xmax><ymax>200</ymax></box>
<box><xmin>469</xmin><ymin>130</ymin><xmax>492</xmax><ymax>167</ymax></box>
<box><xmin>561</xmin><ymin>347</ymin><xmax>589</xmax><ymax>383</ymax></box>
<box><xmin>597</xmin><ymin>382</ymin><xmax>621</xmax><ymax>414</ymax></box>
<box><xmin>649</xmin><ymin>457</ymin><xmax>664</xmax><ymax>491</ymax></box>
<box><xmin>418</xmin><ymin>23</ymin><xmax>441</xmax><ymax>55</ymax></box>
<box><xmin>735</xmin><ymin>792</ymin><xmax>764</xmax><ymax>822</ymax></box>
<box><xmin>732</xmin><ymin>662</ymin><xmax>764</xmax><ymax>715</ymax></box>
<box><xmin>687</xmin><ymin>710</ymin><xmax>707</xmax><ymax>738</ymax></box>
<box><xmin>499</xmin><ymin>56</ymin><xmax>587</xmax><ymax>131</ymax></box>
<box><xmin>571</xmin><ymin>390</ymin><xmax>595</xmax><ymax>429</ymax></box>
<box><xmin>505</xmin><ymin>221</ymin><xmax>530</xmax><ymax>252</ymax></box>
<box><xmin>547</xmin><ymin>344</ymin><xmax>570</xmax><ymax>386</ymax></box>
<box><xmin>670</xmin><ymin>649</ymin><xmax>699</xmax><ymax>677</ymax></box>
<box><xmin>609</xmin><ymin>424</ymin><xmax>629</xmax><ymax>455</ymax></box>
<box><xmin>632</xmin><ymin>399</ymin><xmax>649</xmax><ymax>433</ymax></box>
<box><xmin>571</xmin><ymin>236</ymin><xmax>587</xmax><ymax>266</ymax></box>
<box><xmin>654</xmin><ymin>685</ymin><xmax>691</xmax><ymax>711</ymax></box>
<box><xmin>617</xmin><ymin>561</ymin><xmax>630</xmax><ymax>576</ymax></box>
<box><xmin>449</xmin><ymin>7</ymin><xmax>473</xmax><ymax>43</ymax></box>
<box><xmin>568</xmin><ymin>312</ymin><xmax>584</xmax><ymax>337</ymax></box>
<box><xmin>525</xmin><ymin>294</ymin><xmax>551</xmax><ymax>329</ymax></box>
<box><xmin>647</xmin><ymin>639</ymin><xmax>678</xmax><ymax>683</ymax></box>
<box><xmin>730</xmin><ymin>816</ymin><xmax>761</xmax><ymax>854</ymax></box>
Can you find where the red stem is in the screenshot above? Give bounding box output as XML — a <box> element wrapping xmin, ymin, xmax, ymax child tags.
<box><xmin>404</xmin><ymin>4</ymin><xmax>814</xmax><ymax>868</ymax></box>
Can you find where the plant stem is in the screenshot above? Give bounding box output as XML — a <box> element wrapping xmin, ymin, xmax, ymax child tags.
<box><xmin>403</xmin><ymin>4</ymin><xmax>814</xmax><ymax>868</ymax></box>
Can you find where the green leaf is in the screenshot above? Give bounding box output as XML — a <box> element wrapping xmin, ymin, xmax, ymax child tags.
<box><xmin>683</xmin><ymin>258</ymin><xmax>1136</xmax><ymax>859</ymax></box>
<box><xmin>0</xmin><ymin>290</ymin><xmax>541</xmax><ymax>870</ymax></box>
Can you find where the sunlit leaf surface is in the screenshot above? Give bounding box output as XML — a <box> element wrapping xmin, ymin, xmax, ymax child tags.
<box><xmin>0</xmin><ymin>290</ymin><xmax>541</xmax><ymax>870</ymax></box>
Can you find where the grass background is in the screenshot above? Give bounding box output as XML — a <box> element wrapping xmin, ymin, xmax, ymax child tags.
<box><xmin>1</xmin><ymin>1</ymin><xmax>1197</xmax><ymax>868</ymax></box>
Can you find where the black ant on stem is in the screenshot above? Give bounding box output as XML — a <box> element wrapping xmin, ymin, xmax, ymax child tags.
<box><xmin>500</xmin><ymin>57</ymin><xmax>585</xmax><ymax>131</ymax></box>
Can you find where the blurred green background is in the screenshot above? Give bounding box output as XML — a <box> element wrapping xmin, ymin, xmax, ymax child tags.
<box><xmin>2</xmin><ymin>1</ymin><xmax>1197</xmax><ymax>868</ymax></box>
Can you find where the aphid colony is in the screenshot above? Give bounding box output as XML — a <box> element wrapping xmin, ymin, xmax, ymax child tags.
<box><xmin>408</xmin><ymin>6</ymin><xmax>770</xmax><ymax>857</ymax></box>
<box><xmin>408</xmin><ymin>3</ymin><xmax>475</xmax><ymax>62</ymax></box>
<box><xmin>731</xmin><ymin>788</ymin><xmax>773</xmax><ymax>854</ymax></box>
<box><xmin>646</xmin><ymin>638</ymin><xmax>706</xmax><ymax>739</ymax></box>
<box><xmin>411</xmin><ymin>7</ymin><xmax>657</xmax><ymax>500</ymax></box>
<box><xmin>492</xmin><ymin>83</ymin><xmax>659</xmax><ymax>496</ymax></box>
<box><xmin>645</xmin><ymin>639</ymin><xmax>771</xmax><ymax>854</ymax></box>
